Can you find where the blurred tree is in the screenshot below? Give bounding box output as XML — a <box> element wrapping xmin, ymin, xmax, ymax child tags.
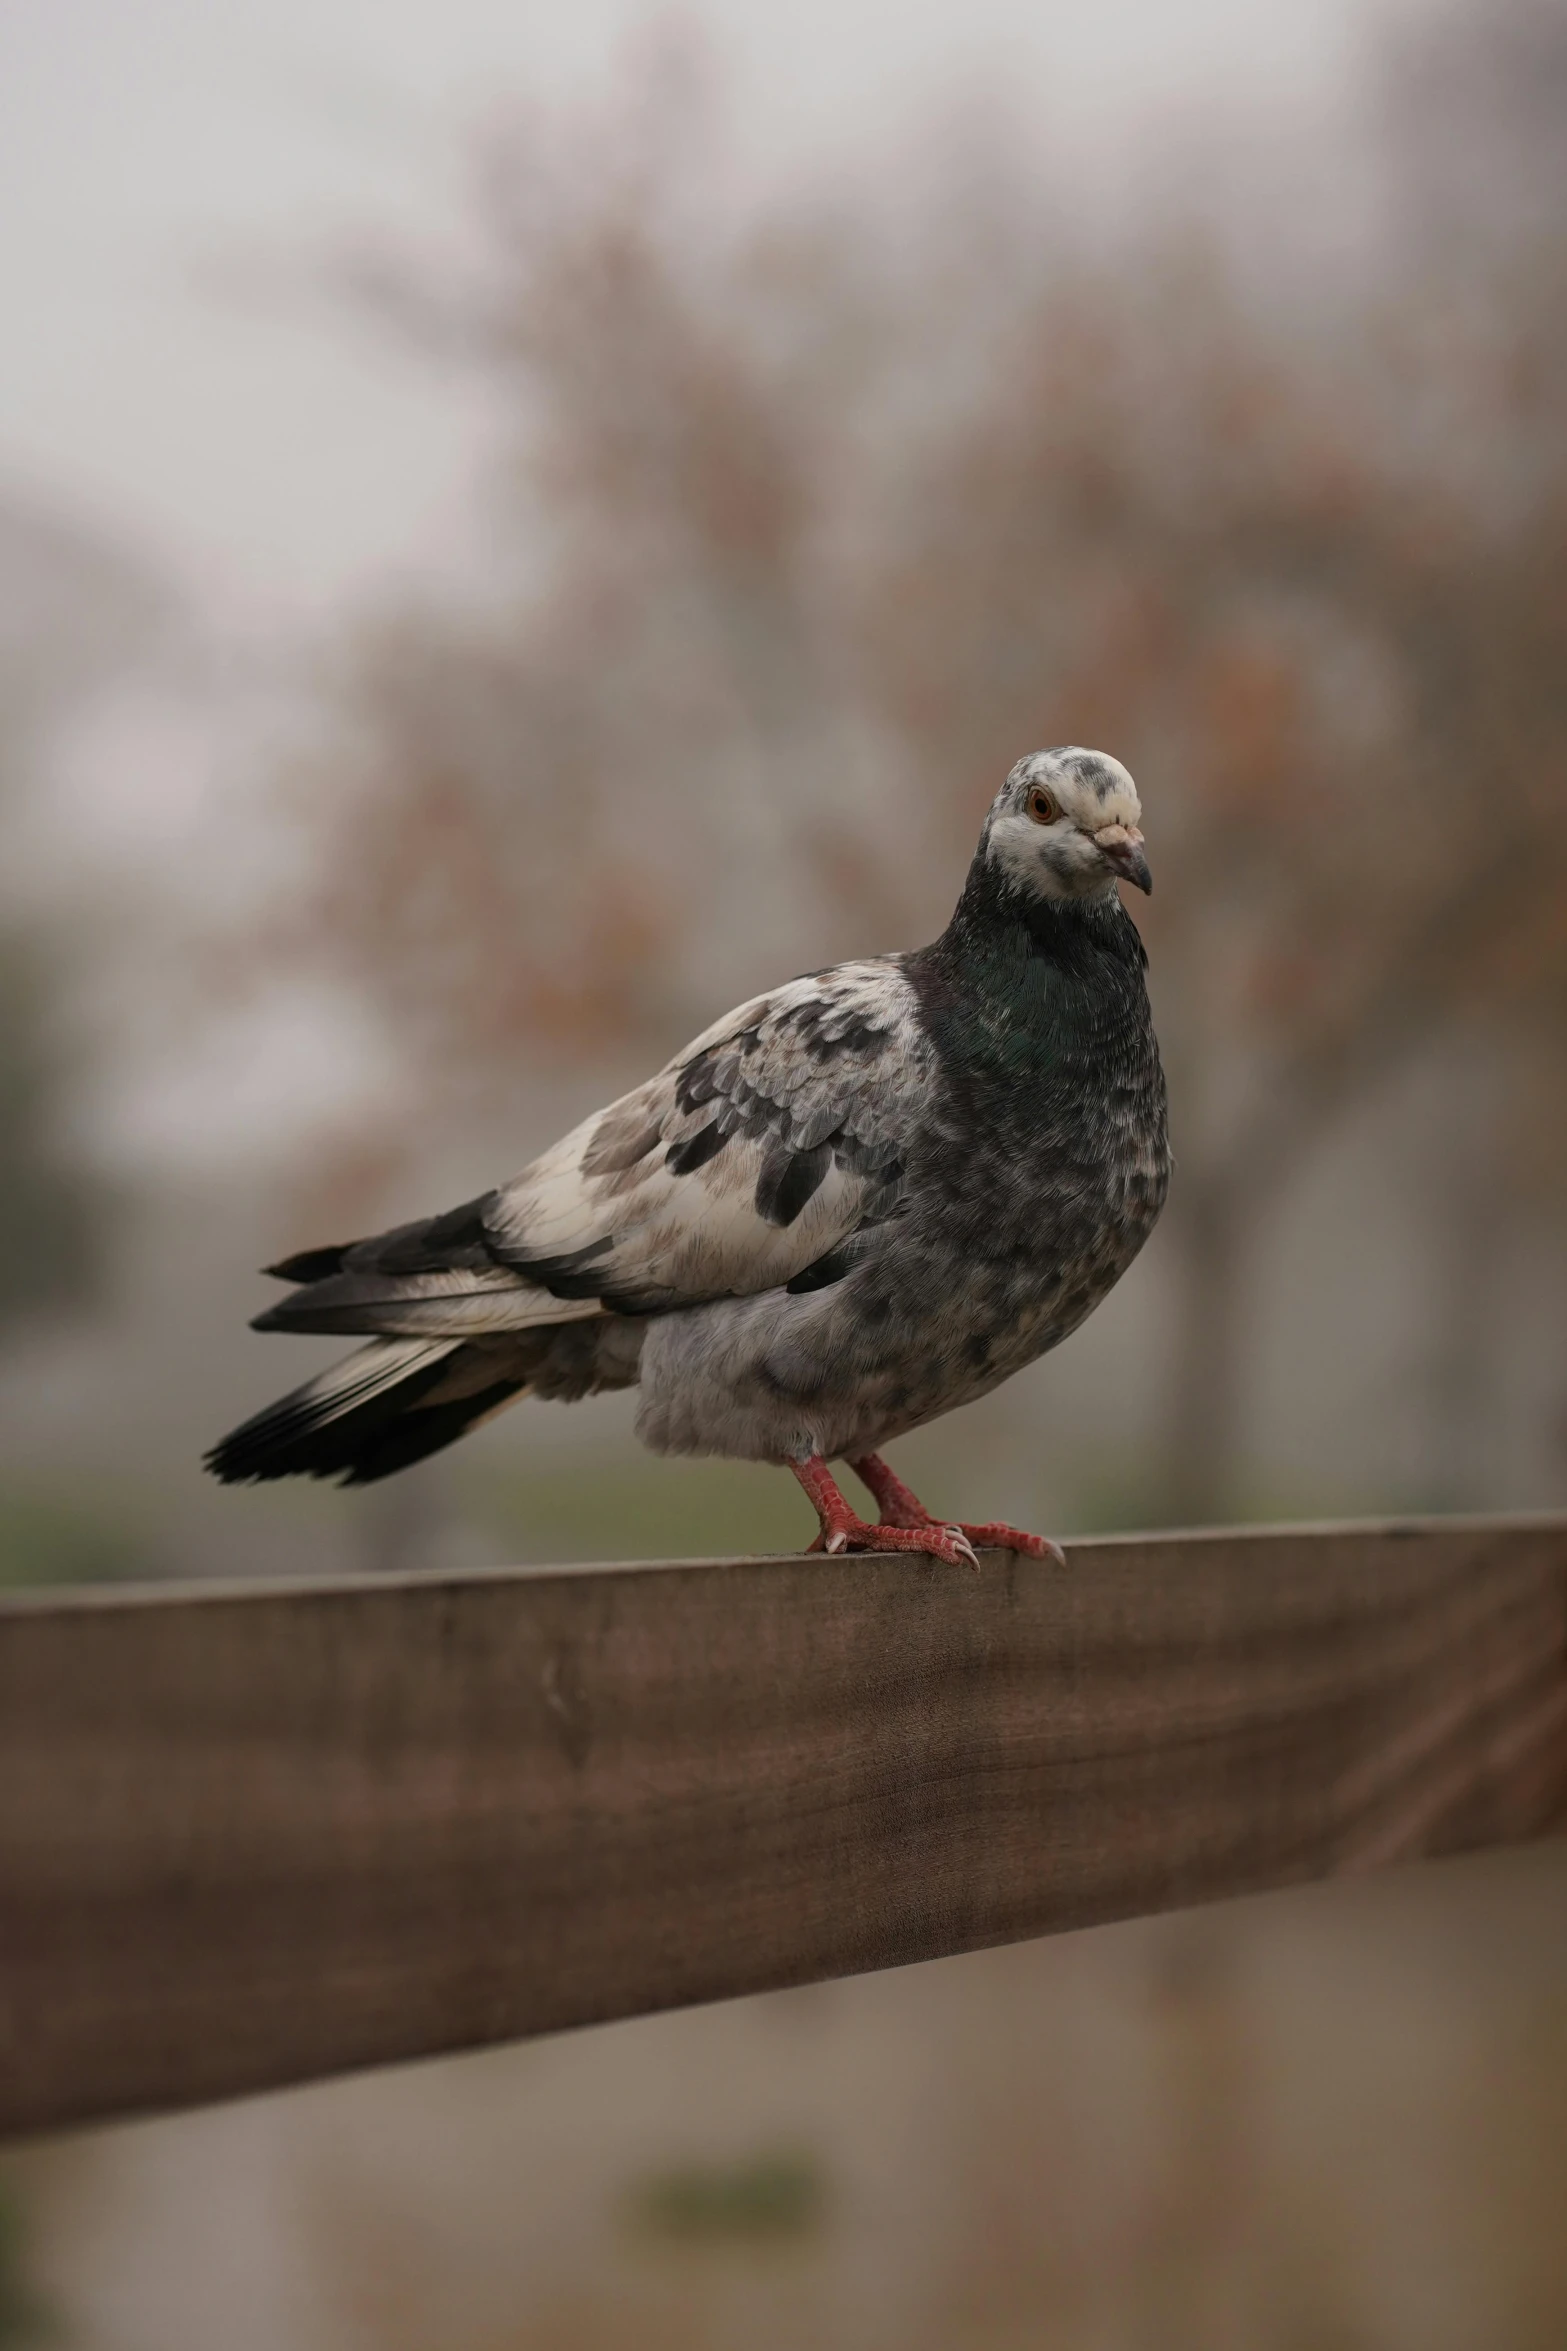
<box><xmin>279</xmin><ymin>1</ymin><xmax>1567</xmax><ymax>1519</ymax></box>
<box><xmin>867</xmin><ymin>238</ymin><xmax>1567</xmax><ymax>1516</ymax></box>
<box><xmin>0</xmin><ymin>493</ymin><xmax>169</xmax><ymax>1329</ymax></box>
<box><xmin>288</xmin><ymin>41</ymin><xmax>930</xmax><ymax>1126</ymax></box>
<box><xmin>0</xmin><ymin>931</ymin><xmax>104</xmax><ymax>1319</ymax></box>
<box><xmin>1374</xmin><ymin>0</ymin><xmax>1567</xmax><ymax>1507</ymax></box>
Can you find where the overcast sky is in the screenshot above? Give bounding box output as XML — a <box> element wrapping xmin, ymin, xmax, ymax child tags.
<box><xmin>0</xmin><ymin>0</ymin><xmax>1431</xmax><ymax>624</ymax></box>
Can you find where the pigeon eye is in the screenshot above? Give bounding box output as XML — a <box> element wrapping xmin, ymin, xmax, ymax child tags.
<box><xmin>1026</xmin><ymin>786</ymin><xmax>1057</xmax><ymax>824</ymax></box>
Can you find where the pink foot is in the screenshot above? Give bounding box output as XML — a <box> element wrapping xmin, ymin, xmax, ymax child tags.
<box><xmin>848</xmin><ymin>1453</ymin><xmax>1066</xmax><ymax>1567</ymax></box>
<box><xmin>789</xmin><ymin>1456</ymin><xmax>980</xmax><ymax>1570</ymax></box>
<box><xmin>949</xmin><ymin>1520</ymin><xmax>1066</xmax><ymax>1563</ymax></box>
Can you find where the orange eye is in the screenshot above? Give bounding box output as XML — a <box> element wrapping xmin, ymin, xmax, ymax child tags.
<box><xmin>1026</xmin><ymin>786</ymin><xmax>1057</xmax><ymax>824</ymax></box>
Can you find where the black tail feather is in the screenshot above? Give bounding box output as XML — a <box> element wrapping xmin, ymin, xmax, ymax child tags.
<box><xmin>263</xmin><ymin>1241</ymin><xmax>354</xmax><ymax>1284</ymax></box>
<box><xmin>204</xmin><ymin>1338</ymin><xmax>525</xmax><ymax>1487</ymax></box>
<box><xmin>263</xmin><ymin>1193</ymin><xmax>498</xmax><ymax>1289</ymax></box>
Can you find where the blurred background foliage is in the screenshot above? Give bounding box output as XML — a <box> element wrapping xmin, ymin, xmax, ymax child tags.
<box><xmin>264</xmin><ymin>0</ymin><xmax>1567</xmax><ymax>1527</ymax></box>
<box><xmin>0</xmin><ymin>0</ymin><xmax>1564</xmax><ymax>1572</ymax></box>
<box><xmin>2</xmin><ymin>0</ymin><xmax>1567</xmax><ymax>2343</ymax></box>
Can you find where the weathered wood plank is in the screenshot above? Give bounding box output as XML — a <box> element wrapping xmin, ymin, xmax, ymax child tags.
<box><xmin>2</xmin><ymin>1517</ymin><xmax>1565</xmax><ymax>2140</ymax></box>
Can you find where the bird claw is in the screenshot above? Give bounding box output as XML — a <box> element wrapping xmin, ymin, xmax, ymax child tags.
<box><xmin>812</xmin><ymin>1513</ymin><xmax>982</xmax><ymax>1570</ymax></box>
<box><xmin>795</xmin><ymin>1457</ymin><xmax>1058</xmax><ymax>1573</ymax></box>
<box><xmin>956</xmin><ymin>1522</ymin><xmax>1067</xmax><ymax>1566</ymax></box>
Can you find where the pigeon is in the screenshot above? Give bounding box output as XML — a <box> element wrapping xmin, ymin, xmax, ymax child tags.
<box><xmin>207</xmin><ymin>747</ymin><xmax>1169</xmax><ymax>1567</ymax></box>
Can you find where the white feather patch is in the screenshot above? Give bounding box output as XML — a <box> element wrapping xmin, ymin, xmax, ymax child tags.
<box><xmin>487</xmin><ymin>961</ymin><xmax>931</xmax><ymax>1310</ymax></box>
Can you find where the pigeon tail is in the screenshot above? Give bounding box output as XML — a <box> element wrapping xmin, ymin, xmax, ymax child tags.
<box><xmin>204</xmin><ymin>1337</ymin><xmax>525</xmax><ymax>1487</ymax></box>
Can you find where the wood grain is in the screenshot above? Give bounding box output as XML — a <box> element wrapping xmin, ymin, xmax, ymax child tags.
<box><xmin>2</xmin><ymin>1517</ymin><xmax>1565</xmax><ymax>2140</ymax></box>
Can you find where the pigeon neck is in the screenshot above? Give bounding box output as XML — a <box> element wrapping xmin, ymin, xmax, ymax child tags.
<box><xmin>932</xmin><ymin>852</ymin><xmax>1133</xmax><ymax>980</ymax></box>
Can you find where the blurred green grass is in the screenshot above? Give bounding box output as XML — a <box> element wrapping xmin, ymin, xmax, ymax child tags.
<box><xmin>462</xmin><ymin>1440</ymin><xmax>1388</xmax><ymax>1569</ymax></box>
<box><xmin>0</xmin><ymin>1432</ymin><xmax>1428</xmax><ymax>1595</ymax></box>
<box><xmin>625</xmin><ymin>2148</ymin><xmax>829</xmax><ymax>2245</ymax></box>
<box><xmin>0</xmin><ymin>1476</ymin><xmax>154</xmax><ymax>1589</ymax></box>
<box><xmin>467</xmin><ymin>1453</ymin><xmax>815</xmax><ymax>1565</ymax></box>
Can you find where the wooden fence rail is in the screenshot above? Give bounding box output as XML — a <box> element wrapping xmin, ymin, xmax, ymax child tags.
<box><xmin>3</xmin><ymin>1516</ymin><xmax>1566</xmax><ymax>2142</ymax></box>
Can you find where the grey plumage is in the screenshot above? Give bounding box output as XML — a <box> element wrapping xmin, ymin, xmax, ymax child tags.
<box><xmin>207</xmin><ymin>746</ymin><xmax>1170</xmax><ymax>1539</ymax></box>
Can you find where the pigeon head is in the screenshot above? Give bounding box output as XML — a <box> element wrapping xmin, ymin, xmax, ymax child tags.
<box><xmin>982</xmin><ymin>748</ymin><xmax>1151</xmax><ymax>901</ymax></box>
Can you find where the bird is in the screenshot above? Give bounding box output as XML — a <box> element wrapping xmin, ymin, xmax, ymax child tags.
<box><xmin>207</xmin><ymin>747</ymin><xmax>1170</xmax><ymax>1567</ymax></box>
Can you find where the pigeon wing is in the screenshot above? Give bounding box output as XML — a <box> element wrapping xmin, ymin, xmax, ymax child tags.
<box><xmin>484</xmin><ymin>960</ymin><xmax>931</xmax><ymax>1313</ymax></box>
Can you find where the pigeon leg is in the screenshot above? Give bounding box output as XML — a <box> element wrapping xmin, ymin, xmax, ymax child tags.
<box><xmin>788</xmin><ymin>1454</ymin><xmax>979</xmax><ymax>1570</ymax></box>
<box><xmin>848</xmin><ymin>1453</ymin><xmax>1066</xmax><ymax>1566</ymax></box>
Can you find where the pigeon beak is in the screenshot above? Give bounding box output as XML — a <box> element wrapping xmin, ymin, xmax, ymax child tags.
<box><xmin>1094</xmin><ymin>824</ymin><xmax>1152</xmax><ymax>895</ymax></box>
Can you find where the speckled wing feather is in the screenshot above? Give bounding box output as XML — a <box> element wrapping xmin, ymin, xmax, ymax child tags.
<box><xmin>485</xmin><ymin>960</ymin><xmax>930</xmax><ymax>1314</ymax></box>
<box><xmin>254</xmin><ymin>960</ymin><xmax>932</xmax><ymax>1339</ymax></box>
